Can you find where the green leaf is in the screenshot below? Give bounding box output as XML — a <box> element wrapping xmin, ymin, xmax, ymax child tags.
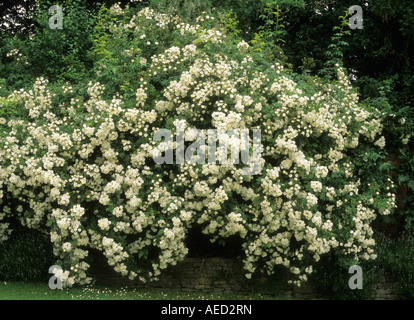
<box><xmin>399</xmin><ymin>175</ymin><xmax>410</xmax><ymax>184</ymax></box>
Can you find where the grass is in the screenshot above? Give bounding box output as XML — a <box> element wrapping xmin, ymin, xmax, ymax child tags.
<box><xmin>0</xmin><ymin>282</ymin><xmax>288</xmax><ymax>300</ymax></box>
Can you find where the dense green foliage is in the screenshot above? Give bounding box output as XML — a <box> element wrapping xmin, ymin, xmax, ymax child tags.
<box><xmin>0</xmin><ymin>224</ymin><xmax>54</xmax><ymax>281</ymax></box>
<box><xmin>313</xmin><ymin>231</ymin><xmax>414</xmax><ymax>299</ymax></box>
<box><xmin>374</xmin><ymin>232</ymin><xmax>414</xmax><ymax>299</ymax></box>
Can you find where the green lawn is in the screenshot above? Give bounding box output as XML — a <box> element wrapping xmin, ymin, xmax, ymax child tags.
<box><xmin>0</xmin><ymin>282</ymin><xmax>287</xmax><ymax>300</ymax></box>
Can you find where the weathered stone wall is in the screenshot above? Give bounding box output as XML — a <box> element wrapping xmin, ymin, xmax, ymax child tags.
<box><xmin>89</xmin><ymin>253</ymin><xmax>404</xmax><ymax>300</ymax></box>
<box><xmin>90</xmin><ymin>254</ymin><xmax>250</xmax><ymax>292</ymax></box>
<box><xmin>372</xmin><ymin>272</ymin><xmax>403</xmax><ymax>300</ymax></box>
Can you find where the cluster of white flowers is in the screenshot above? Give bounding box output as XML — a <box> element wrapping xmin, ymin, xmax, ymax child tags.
<box><xmin>0</xmin><ymin>5</ymin><xmax>396</xmax><ymax>288</ymax></box>
<box><xmin>110</xmin><ymin>3</ymin><xmax>124</xmax><ymax>15</ymax></box>
<box><xmin>237</xmin><ymin>40</ymin><xmax>250</xmax><ymax>53</ymax></box>
<box><xmin>6</xmin><ymin>49</ymin><xmax>29</xmax><ymax>65</ymax></box>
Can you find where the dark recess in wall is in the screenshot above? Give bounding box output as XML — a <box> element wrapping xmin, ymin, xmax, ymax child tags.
<box><xmin>185</xmin><ymin>225</ymin><xmax>243</xmax><ymax>258</ymax></box>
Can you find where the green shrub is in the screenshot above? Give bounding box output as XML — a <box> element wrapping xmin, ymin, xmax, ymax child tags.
<box><xmin>312</xmin><ymin>252</ymin><xmax>383</xmax><ymax>300</ymax></box>
<box><xmin>313</xmin><ymin>231</ymin><xmax>414</xmax><ymax>300</ymax></box>
<box><xmin>374</xmin><ymin>231</ymin><xmax>414</xmax><ymax>299</ymax></box>
<box><xmin>0</xmin><ymin>224</ymin><xmax>55</xmax><ymax>282</ymax></box>
<box><xmin>0</xmin><ymin>4</ymin><xmax>397</xmax><ymax>289</ymax></box>
<box><xmin>0</xmin><ymin>0</ymin><xmax>97</xmax><ymax>91</ymax></box>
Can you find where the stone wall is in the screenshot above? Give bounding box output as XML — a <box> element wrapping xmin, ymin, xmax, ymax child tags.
<box><xmin>90</xmin><ymin>254</ymin><xmax>250</xmax><ymax>292</ymax></box>
<box><xmin>372</xmin><ymin>272</ymin><xmax>403</xmax><ymax>300</ymax></box>
<box><xmin>89</xmin><ymin>252</ymin><xmax>404</xmax><ymax>299</ymax></box>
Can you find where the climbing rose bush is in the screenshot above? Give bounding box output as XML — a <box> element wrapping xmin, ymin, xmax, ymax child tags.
<box><xmin>0</xmin><ymin>5</ymin><xmax>396</xmax><ymax>287</ymax></box>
